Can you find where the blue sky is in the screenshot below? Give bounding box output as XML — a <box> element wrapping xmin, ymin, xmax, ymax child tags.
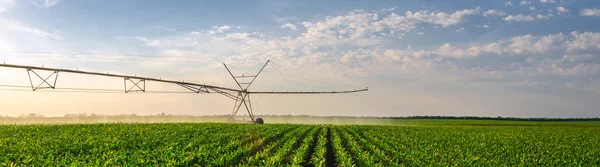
<box><xmin>1</xmin><ymin>0</ymin><xmax>600</xmax><ymax>117</ymax></box>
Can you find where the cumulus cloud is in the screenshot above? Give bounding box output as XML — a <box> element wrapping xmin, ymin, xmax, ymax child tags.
<box><xmin>505</xmin><ymin>1</ymin><xmax>513</xmax><ymax>6</ymax></box>
<box><xmin>566</xmin><ymin>31</ymin><xmax>600</xmax><ymax>52</ymax></box>
<box><xmin>581</xmin><ymin>8</ymin><xmax>600</xmax><ymax>17</ymax></box>
<box><xmin>435</xmin><ymin>43</ymin><xmax>470</xmax><ymax>58</ymax></box>
<box><xmin>520</xmin><ymin>0</ymin><xmax>532</xmax><ymax>5</ymax></box>
<box><xmin>212</xmin><ymin>25</ymin><xmax>231</xmax><ymax>33</ymax></box>
<box><xmin>382</xmin><ymin>7</ymin><xmax>480</xmax><ymax>28</ymax></box>
<box><xmin>293</xmin><ymin>7</ymin><xmax>480</xmax><ymax>46</ymax></box>
<box><xmin>503</xmin><ymin>14</ymin><xmax>536</xmax><ymax>21</ymax></box>
<box><xmin>422</xmin><ymin>8</ymin><xmax>480</xmax><ymax>27</ymax></box>
<box><xmin>535</xmin><ymin>14</ymin><xmax>553</xmax><ymax>20</ymax></box>
<box><xmin>529</xmin><ymin>6</ymin><xmax>536</xmax><ymax>11</ymax></box>
<box><xmin>556</xmin><ymin>6</ymin><xmax>569</xmax><ymax>14</ymax></box>
<box><xmin>476</xmin><ymin>24</ymin><xmax>491</xmax><ymax>28</ymax></box>
<box><xmin>380</xmin><ymin>6</ymin><xmax>397</xmax><ymax>12</ymax></box>
<box><xmin>280</xmin><ymin>23</ymin><xmax>297</xmax><ymax>30</ymax></box>
<box><xmin>383</xmin><ymin>49</ymin><xmax>406</xmax><ymax>62</ymax></box>
<box><xmin>427</xmin><ymin>32</ymin><xmax>598</xmax><ymax>60</ymax></box>
<box><xmin>119</xmin><ymin>7</ymin><xmax>600</xmax><ymax>92</ymax></box>
<box><xmin>540</xmin><ymin>0</ymin><xmax>555</xmax><ymax>3</ymax></box>
<box><xmin>503</xmin><ymin>13</ymin><xmax>553</xmax><ymax>22</ymax></box>
<box><xmin>483</xmin><ymin>10</ymin><xmax>506</xmax><ymax>17</ymax></box>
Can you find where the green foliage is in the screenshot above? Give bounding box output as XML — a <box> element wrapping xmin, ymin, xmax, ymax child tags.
<box><xmin>1</xmin><ymin>122</ymin><xmax>599</xmax><ymax>166</ymax></box>
<box><xmin>311</xmin><ymin>126</ymin><xmax>328</xmax><ymax>167</ymax></box>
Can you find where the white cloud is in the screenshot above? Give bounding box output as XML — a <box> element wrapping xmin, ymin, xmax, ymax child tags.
<box><xmin>301</xmin><ymin>11</ymin><xmax>380</xmax><ymax>42</ymax></box>
<box><xmin>556</xmin><ymin>7</ymin><xmax>569</xmax><ymax>14</ymax></box>
<box><xmin>520</xmin><ymin>0</ymin><xmax>532</xmax><ymax>5</ymax></box>
<box><xmin>212</xmin><ymin>25</ymin><xmax>231</xmax><ymax>33</ymax></box>
<box><xmin>581</xmin><ymin>8</ymin><xmax>600</xmax><ymax>17</ymax></box>
<box><xmin>294</xmin><ymin>7</ymin><xmax>479</xmax><ymax>46</ymax></box>
<box><xmin>402</xmin><ymin>7</ymin><xmax>480</xmax><ymax>27</ymax></box>
<box><xmin>417</xmin><ymin>32</ymin><xmax>424</xmax><ymax>35</ymax></box>
<box><xmin>507</xmin><ymin>34</ymin><xmax>535</xmax><ymax>54</ymax></box>
<box><xmin>31</xmin><ymin>0</ymin><xmax>62</xmax><ymax>8</ymax></box>
<box><xmin>483</xmin><ymin>10</ymin><xmax>506</xmax><ymax>17</ymax></box>
<box><xmin>380</xmin><ymin>6</ymin><xmax>397</xmax><ymax>12</ymax></box>
<box><xmin>295</xmin><ymin>7</ymin><xmax>480</xmax><ymax>44</ymax></box>
<box><xmin>225</xmin><ymin>32</ymin><xmax>264</xmax><ymax>41</ymax></box>
<box><xmin>535</xmin><ymin>14</ymin><xmax>553</xmax><ymax>20</ymax></box>
<box><xmin>532</xmin><ymin>33</ymin><xmax>564</xmax><ymax>53</ymax></box>
<box><xmin>566</xmin><ymin>31</ymin><xmax>600</xmax><ymax>52</ymax></box>
<box><xmin>116</xmin><ymin>6</ymin><xmax>600</xmax><ymax>88</ymax></box>
<box><xmin>280</xmin><ymin>23</ymin><xmax>297</xmax><ymax>30</ymax></box>
<box><xmin>435</xmin><ymin>8</ymin><xmax>481</xmax><ymax>27</ymax></box>
<box><xmin>505</xmin><ymin>1</ymin><xmax>513</xmax><ymax>6</ymax></box>
<box><xmin>119</xmin><ymin>36</ymin><xmax>162</xmax><ymax>47</ymax></box>
<box><xmin>503</xmin><ymin>14</ymin><xmax>536</xmax><ymax>21</ymax></box>
<box><xmin>383</xmin><ymin>49</ymin><xmax>407</xmax><ymax>62</ymax></box>
<box><xmin>540</xmin><ymin>0</ymin><xmax>555</xmax><ymax>3</ymax></box>
<box><xmin>0</xmin><ymin>19</ymin><xmax>63</xmax><ymax>40</ymax></box>
<box><xmin>421</xmin><ymin>33</ymin><xmax>570</xmax><ymax>58</ymax></box>
<box><xmin>44</xmin><ymin>0</ymin><xmax>61</xmax><ymax>7</ymax></box>
<box><xmin>476</xmin><ymin>24</ymin><xmax>491</xmax><ymax>28</ymax></box>
<box><xmin>436</xmin><ymin>43</ymin><xmax>469</xmax><ymax>58</ymax></box>
<box><xmin>529</xmin><ymin>6</ymin><xmax>536</xmax><ymax>11</ymax></box>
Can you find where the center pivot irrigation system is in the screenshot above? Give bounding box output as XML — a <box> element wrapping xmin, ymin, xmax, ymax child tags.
<box><xmin>0</xmin><ymin>61</ymin><xmax>367</xmax><ymax>124</ymax></box>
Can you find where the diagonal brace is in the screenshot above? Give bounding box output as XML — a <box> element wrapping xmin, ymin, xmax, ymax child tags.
<box><xmin>26</xmin><ymin>69</ymin><xmax>59</xmax><ymax>91</ymax></box>
<box><xmin>229</xmin><ymin>92</ymin><xmax>254</xmax><ymax>122</ymax></box>
<box><xmin>124</xmin><ymin>78</ymin><xmax>145</xmax><ymax>93</ymax></box>
<box><xmin>178</xmin><ymin>83</ymin><xmax>209</xmax><ymax>93</ymax></box>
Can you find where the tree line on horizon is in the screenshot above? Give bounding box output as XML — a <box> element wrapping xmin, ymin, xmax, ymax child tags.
<box><xmin>387</xmin><ymin>115</ymin><xmax>600</xmax><ymax>121</ymax></box>
<box><xmin>1</xmin><ymin>113</ymin><xmax>599</xmax><ymax>121</ymax></box>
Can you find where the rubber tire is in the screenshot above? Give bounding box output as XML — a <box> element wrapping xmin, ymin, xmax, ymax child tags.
<box><xmin>255</xmin><ymin>118</ymin><xmax>264</xmax><ymax>124</ymax></box>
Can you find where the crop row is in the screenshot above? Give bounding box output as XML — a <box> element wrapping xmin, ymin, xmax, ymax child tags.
<box><xmin>329</xmin><ymin>125</ymin><xmax>600</xmax><ymax>166</ymax></box>
<box><xmin>2</xmin><ymin>123</ymin><xmax>600</xmax><ymax>166</ymax></box>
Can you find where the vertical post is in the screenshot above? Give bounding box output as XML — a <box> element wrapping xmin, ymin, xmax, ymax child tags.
<box><xmin>124</xmin><ymin>78</ymin><xmax>127</xmax><ymax>93</ymax></box>
<box><xmin>53</xmin><ymin>71</ymin><xmax>59</xmax><ymax>89</ymax></box>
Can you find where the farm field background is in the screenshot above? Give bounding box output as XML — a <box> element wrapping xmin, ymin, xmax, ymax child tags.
<box><xmin>1</xmin><ymin>118</ymin><xmax>600</xmax><ymax>166</ymax></box>
<box><xmin>3</xmin><ymin>115</ymin><xmax>599</xmax><ymax>126</ymax></box>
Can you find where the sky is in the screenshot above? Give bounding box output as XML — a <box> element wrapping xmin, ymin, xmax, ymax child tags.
<box><xmin>1</xmin><ymin>0</ymin><xmax>600</xmax><ymax>118</ymax></box>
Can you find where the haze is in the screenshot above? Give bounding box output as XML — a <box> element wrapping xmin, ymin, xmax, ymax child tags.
<box><xmin>1</xmin><ymin>0</ymin><xmax>600</xmax><ymax>118</ymax></box>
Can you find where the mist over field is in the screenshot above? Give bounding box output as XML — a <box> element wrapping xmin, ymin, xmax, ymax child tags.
<box><xmin>2</xmin><ymin>0</ymin><xmax>600</xmax><ymax>118</ymax></box>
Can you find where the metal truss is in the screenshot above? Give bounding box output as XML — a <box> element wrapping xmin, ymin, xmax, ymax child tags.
<box><xmin>124</xmin><ymin>78</ymin><xmax>145</xmax><ymax>93</ymax></box>
<box><xmin>228</xmin><ymin>92</ymin><xmax>254</xmax><ymax>122</ymax></box>
<box><xmin>223</xmin><ymin>60</ymin><xmax>269</xmax><ymax>122</ymax></box>
<box><xmin>0</xmin><ymin>61</ymin><xmax>368</xmax><ymax>124</ymax></box>
<box><xmin>26</xmin><ymin>68</ymin><xmax>59</xmax><ymax>91</ymax></box>
<box><xmin>177</xmin><ymin>83</ymin><xmax>209</xmax><ymax>93</ymax></box>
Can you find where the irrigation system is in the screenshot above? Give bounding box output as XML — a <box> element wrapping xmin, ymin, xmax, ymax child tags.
<box><xmin>0</xmin><ymin>61</ymin><xmax>367</xmax><ymax>123</ymax></box>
